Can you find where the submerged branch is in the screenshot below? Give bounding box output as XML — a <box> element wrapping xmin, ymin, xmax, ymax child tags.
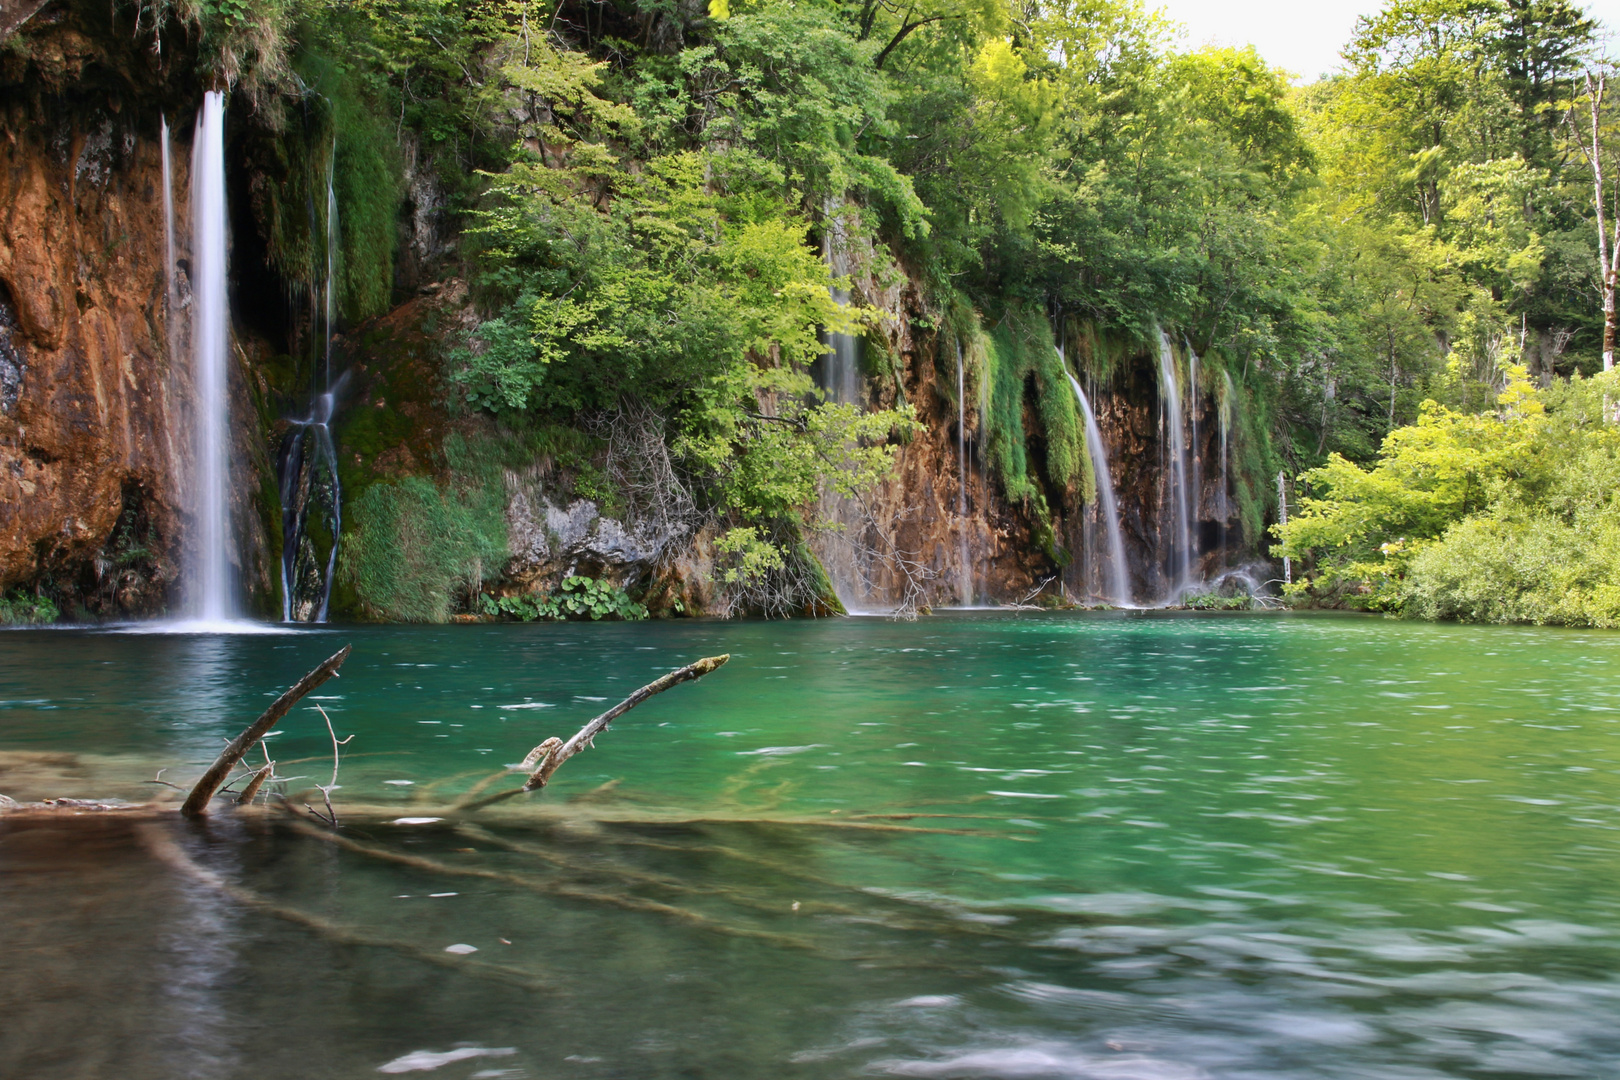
<box><xmin>181</xmin><ymin>645</ymin><xmax>352</xmax><ymax>817</ymax></box>
<box><xmin>135</xmin><ymin>822</ymin><xmax>547</xmax><ymax>991</ymax></box>
<box><xmin>524</xmin><ymin>654</ymin><xmax>730</xmax><ymax>791</ymax></box>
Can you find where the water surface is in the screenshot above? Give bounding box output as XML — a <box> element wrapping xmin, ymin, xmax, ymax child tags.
<box><xmin>3</xmin><ymin>613</ymin><xmax>1619</xmax><ymax>1079</ymax></box>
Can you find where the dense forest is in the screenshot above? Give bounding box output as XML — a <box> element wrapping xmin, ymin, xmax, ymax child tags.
<box><xmin>4</xmin><ymin>0</ymin><xmax>1620</xmax><ymax>625</ymax></box>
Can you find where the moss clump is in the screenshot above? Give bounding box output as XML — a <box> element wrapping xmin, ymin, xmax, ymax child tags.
<box><xmin>975</xmin><ymin>307</ymin><xmax>1087</xmax><ymax>507</ymax></box>
<box><xmin>337</xmin><ymin>433</ymin><xmax>510</xmax><ymax>622</ymax></box>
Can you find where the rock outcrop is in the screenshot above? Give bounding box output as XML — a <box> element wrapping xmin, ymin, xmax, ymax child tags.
<box><xmin>0</xmin><ymin>4</ymin><xmax>274</xmax><ymax>616</ymax></box>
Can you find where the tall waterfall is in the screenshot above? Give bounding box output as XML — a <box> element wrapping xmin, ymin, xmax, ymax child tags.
<box><xmin>1156</xmin><ymin>332</ymin><xmax>1193</xmax><ymax>597</ymax></box>
<box><xmin>185</xmin><ymin>91</ymin><xmax>234</xmax><ymax>623</ymax></box>
<box><xmin>1218</xmin><ymin>369</ymin><xmax>1235</xmax><ymax>552</ymax></box>
<box><xmin>278</xmin><ymin>151</ymin><xmax>344</xmax><ymax>622</ymax></box>
<box><xmin>820</xmin><ymin>221</ymin><xmax>860</xmax><ymax>407</ymax></box>
<box><xmin>954</xmin><ymin>337</ymin><xmax>972</xmax><ymax>606</ymax></box>
<box><xmin>1188</xmin><ymin>343</ymin><xmax>1201</xmax><ymax>556</ymax></box>
<box><xmin>160</xmin><ymin>116</ymin><xmax>176</xmax><ymax>358</ymax></box>
<box><xmin>812</xmin><ymin>210</ymin><xmax>873</xmax><ymax>613</ymax></box>
<box><xmin>1066</xmin><ymin>373</ymin><xmax>1131</xmax><ymax>605</ymax></box>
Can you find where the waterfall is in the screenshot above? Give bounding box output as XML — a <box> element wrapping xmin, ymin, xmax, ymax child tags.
<box><xmin>1219</xmin><ymin>370</ymin><xmax>1234</xmax><ymax>554</ymax></box>
<box><xmin>1066</xmin><ymin>373</ymin><xmax>1131</xmax><ymax>605</ymax></box>
<box><xmin>1188</xmin><ymin>343</ymin><xmax>1201</xmax><ymax>559</ymax></box>
<box><xmin>954</xmin><ymin>337</ymin><xmax>972</xmax><ymax>606</ymax></box>
<box><xmin>278</xmin><ymin>151</ymin><xmax>344</xmax><ymax>623</ymax></box>
<box><xmin>1277</xmin><ymin>471</ymin><xmax>1292</xmax><ymax>585</ymax></box>
<box><xmin>160</xmin><ymin>116</ymin><xmax>176</xmax><ymax>357</ymax></box>
<box><xmin>1156</xmin><ymin>332</ymin><xmax>1193</xmax><ymax>597</ymax></box>
<box><xmin>1219</xmin><ymin>370</ymin><xmax>1234</xmax><ymax>502</ymax></box>
<box><xmin>185</xmin><ymin>91</ymin><xmax>234</xmax><ymax>623</ymax></box>
<box><xmin>820</xmin><ymin>219</ymin><xmax>860</xmax><ymax>406</ymax></box>
<box><xmin>809</xmin><ymin>208</ymin><xmax>873</xmax><ymax>613</ymax></box>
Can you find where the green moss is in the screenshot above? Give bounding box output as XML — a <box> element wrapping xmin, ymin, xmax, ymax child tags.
<box><xmin>975</xmin><ymin>307</ymin><xmax>1086</xmax><ymax>508</ymax></box>
<box><xmin>337</xmin><ymin>432</ymin><xmax>511</xmax><ymax>622</ymax></box>
<box><xmin>254</xmin><ymin>46</ymin><xmax>403</xmax><ymax>325</ymax></box>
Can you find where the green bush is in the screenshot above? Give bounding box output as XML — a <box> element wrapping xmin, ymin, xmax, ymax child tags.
<box><xmin>1183</xmin><ymin>591</ymin><xmax>1253</xmax><ymax>611</ymax></box>
<box><xmin>1404</xmin><ymin>511</ymin><xmax>1620</xmax><ymax>627</ymax></box>
<box><xmin>1281</xmin><ymin>369</ymin><xmax>1620</xmax><ymax>626</ymax></box>
<box><xmin>0</xmin><ymin>592</ymin><xmax>59</xmax><ymax>625</ymax></box>
<box><xmin>482</xmin><ymin>577</ymin><xmax>648</xmax><ymax>622</ymax></box>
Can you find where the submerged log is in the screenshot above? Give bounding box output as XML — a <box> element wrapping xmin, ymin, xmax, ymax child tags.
<box><xmin>136</xmin><ymin>822</ymin><xmax>548</xmax><ymax>991</ymax></box>
<box><xmin>180</xmin><ymin>645</ymin><xmax>352</xmax><ymax>817</ymax></box>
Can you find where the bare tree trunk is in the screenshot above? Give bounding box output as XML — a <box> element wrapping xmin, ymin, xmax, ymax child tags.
<box><xmin>1606</xmin><ymin>270</ymin><xmax>1617</xmax><ymax>371</ymax></box>
<box><xmin>1571</xmin><ymin>72</ymin><xmax>1618</xmax><ymax>371</ymax></box>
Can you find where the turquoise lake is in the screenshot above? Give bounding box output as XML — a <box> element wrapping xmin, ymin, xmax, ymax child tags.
<box><xmin>3</xmin><ymin>612</ymin><xmax>1619</xmax><ymax>1079</ymax></box>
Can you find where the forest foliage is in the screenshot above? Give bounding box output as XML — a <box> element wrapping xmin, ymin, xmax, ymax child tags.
<box><xmin>165</xmin><ymin>0</ymin><xmax>1620</xmax><ymax>622</ymax></box>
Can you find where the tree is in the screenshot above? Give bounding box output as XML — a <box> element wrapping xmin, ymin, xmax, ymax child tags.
<box><xmin>1567</xmin><ymin>70</ymin><xmax>1620</xmax><ymax>370</ymax></box>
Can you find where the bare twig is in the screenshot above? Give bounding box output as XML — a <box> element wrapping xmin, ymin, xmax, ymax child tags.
<box><xmin>181</xmin><ymin>645</ymin><xmax>352</xmax><ymax>817</ymax></box>
<box><xmin>305</xmin><ymin>704</ymin><xmax>353</xmax><ymax>827</ymax></box>
<box><xmin>457</xmin><ymin>655</ymin><xmax>730</xmax><ymax>811</ymax></box>
<box><xmin>144</xmin><ymin>768</ymin><xmax>185</xmax><ymax>792</ymax></box>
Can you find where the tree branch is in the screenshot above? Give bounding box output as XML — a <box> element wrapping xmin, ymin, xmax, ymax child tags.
<box><xmin>524</xmin><ymin>655</ymin><xmax>730</xmax><ymax>790</ymax></box>
<box><xmin>181</xmin><ymin>646</ymin><xmax>353</xmax><ymax>817</ymax></box>
<box><xmin>873</xmin><ymin>15</ymin><xmax>955</xmax><ymax>69</ymax></box>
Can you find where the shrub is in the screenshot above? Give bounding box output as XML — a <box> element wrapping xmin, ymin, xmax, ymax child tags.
<box><xmin>482</xmin><ymin>577</ymin><xmax>648</xmax><ymax>621</ymax></box>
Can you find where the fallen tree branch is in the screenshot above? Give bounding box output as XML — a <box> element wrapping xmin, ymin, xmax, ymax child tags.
<box><xmin>181</xmin><ymin>645</ymin><xmax>352</xmax><ymax>817</ymax></box>
<box><xmin>523</xmin><ymin>654</ymin><xmax>729</xmax><ymax>791</ymax></box>
<box><xmin>458</xmin><ymin>655</ymin><xmax>731</xmax><ymax>812</ymax></box>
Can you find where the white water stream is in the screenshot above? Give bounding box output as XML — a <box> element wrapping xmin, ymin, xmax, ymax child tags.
<box><xmin>182</xmin><ymin>90</ymin><xmax>235</xmax><ymax>626</ymax></box>
<box><xmin>1066</xmin><ymin>373</ymin><xmax>1131</xmax><ymax>605</ymax></box>
<box><xmin>954</xmin><ymin>337</ymin><xmax>972</xmax><ymax>606</ymax></box>
<box><xmin>1156</xmin><ymin>332</ymin><xmax>1193</xmax><ymax>598</ymax></box>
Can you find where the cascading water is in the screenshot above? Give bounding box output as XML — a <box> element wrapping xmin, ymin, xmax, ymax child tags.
<box><xmin>184</xmin><ymin>90</ymin><xmax>234</xmax><ymax>623</ymax></box>
<box><xmin>160</xmin><ymin>116</ymin><xmax>176</xmax><ymax>359</ymax></box>
<box><xmin>1066</xmin><ymin>373</ymin><xmax>1131</xmax><ymax>606</ymax></box>
<box><xmin>1156</xmin><ymin>332</ymin><xmax>1193</xmax><ymax>598</ymax></box>
<box><xmin>1218</xmin><ymin>369</ymin><xmax>1235</xmax><ymax>553</ymax></box>
<box><xmin>812</xmin><ymin>208</ymin><xmax>875</xmax><ymax>613</ymax></box>
<box><xmin>954</xmin><ymin>337</ymin><xmax>972</xmax><ymax>606</ymax></box>
<box><xmin>1188</xmin><ymin>343</ymin><xmax>1201</xmax><ymax>555</ymax></box>
<box><xmin>820</xmin><ymin>220</ymin><xmax>861</xmax><ymax>407</ymax></box>
<box><xmin>278</xmin><ymin>149</ymin><xmax>344</xmax><ymax>622</ymax></box>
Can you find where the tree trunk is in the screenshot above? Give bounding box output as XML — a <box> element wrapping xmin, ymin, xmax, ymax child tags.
<box><xmin>1605</xmin><ymin>270</ymin><xmax>1616</xmax><ymax>371</ymax></box>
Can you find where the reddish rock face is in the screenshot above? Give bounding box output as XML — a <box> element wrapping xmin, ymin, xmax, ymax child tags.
<box><xmin>0</xmin><ymin>6</ymin><xmax>273</xmax><ymax>616</ymax></box>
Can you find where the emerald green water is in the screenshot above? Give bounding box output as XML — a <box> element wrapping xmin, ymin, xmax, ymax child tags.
<box><xmin>3</xmin><ymin>613</ymin><xmax>1620</xmax><ymax>1078</ymax></box>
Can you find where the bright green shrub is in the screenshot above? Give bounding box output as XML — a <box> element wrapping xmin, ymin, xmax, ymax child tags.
<box><xmin>482</xmin><ymin>577</ymin><xmax>648</xmax><ymax>622</ymax></box>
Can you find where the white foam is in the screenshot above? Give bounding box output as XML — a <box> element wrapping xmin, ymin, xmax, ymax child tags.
<box><xmin>377</xmin><ymin>1046</ymin><xmax>514</xmax><ymax>1073</ymax></box>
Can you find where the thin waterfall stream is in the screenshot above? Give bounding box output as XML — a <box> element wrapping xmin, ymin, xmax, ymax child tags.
<box><xmin>811</xmin><ymin>210</ymin><xmax>873</xmax><ymax>612</ymax></box>
<box><xmin>954</xmin><ymin>337</ymin><xmax>971</xmax><ymax>606</ymax></box>
<box><xmin>1156</xmin><ymin>331</ymin><xmax>1193</xmax><ymax>598</ymax></box>
<box><xmin>1066</xmin><ymin>373</ymin><xmax>1131</xmax><ymax>605</ymax></box>
<box><xmin>277</xmin><ymin>149</ymin><xmax>345</xmax><ymax>622</ymax></box>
